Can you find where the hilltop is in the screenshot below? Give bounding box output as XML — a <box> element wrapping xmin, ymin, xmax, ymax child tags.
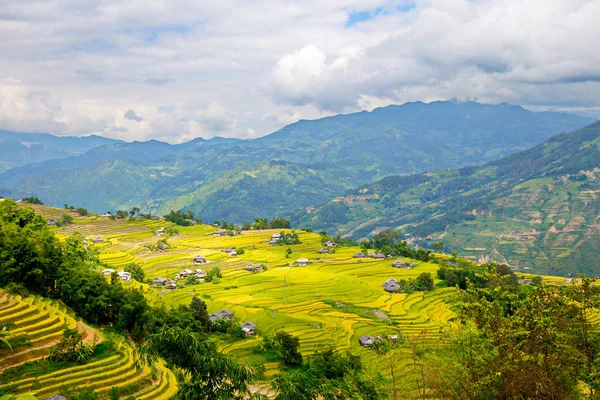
<box><xmin>1</xmin><ymin>101</ymin><xmax>593</xmax><ymax>221</ymax></box>
<box><xmin>301</xmin><ymin>121</ymin><xmax>600</xmax><ymax>276</ymax></box>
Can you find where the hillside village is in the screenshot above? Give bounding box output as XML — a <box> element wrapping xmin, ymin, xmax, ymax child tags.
<box><xmin>0</xmin><ymin>201</ymin><xmax>576</xmax><ymax>399</ymax></box>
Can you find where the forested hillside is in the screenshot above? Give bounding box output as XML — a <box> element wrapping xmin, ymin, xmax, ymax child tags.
<box><xmin>301</xmin><ymin>121</ymin><xmax>600</xmax><ymax>276</ymax></box>
<box><xmin>1</xmin><ymin>101</ymin><xmax>593</xmax><ymax>222</ymax></box>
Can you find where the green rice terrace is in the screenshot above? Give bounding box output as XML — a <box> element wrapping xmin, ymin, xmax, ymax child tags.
<box><xmin>0</xmin><ymin>289</ymin><xmax>177</xmax><ymax>399</ymax></box>
<box><xmin>1</xmin><ymin>204</ymin><xmax>554</xmax><ymax>398</ymax></box>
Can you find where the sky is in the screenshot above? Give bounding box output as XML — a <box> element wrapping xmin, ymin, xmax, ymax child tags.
<box><xmin>0</xmin><ymin>0</ymin><xmax>599</xmax><ymax>143</ymax></box>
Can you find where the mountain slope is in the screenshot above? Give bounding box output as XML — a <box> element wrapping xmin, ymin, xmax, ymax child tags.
<box><xmin>10</xmin><ymin>159</ymin><xmax>171</xmax><ymax>211</ymax></box>
<box><xmin>300</xmin><ymin>121</ymin><xmax>600</xmax><ymax>276</ymax></box>
<box><xmin>0</xmin><ymin>131</ymin><xmax>119</xmax><ymax>172</ymax></box>
<box><xmin>0</xmin><ymin>138</ymin><xmax>209</xmax><ymax>186</ymax></box>
<box><xmin>155</xmin><ymin>160</ymin><xmax>362</xmax><ymax>222</ymax></box>
<box><xmin>1</xmin><ymin>101</ymin><xmax>595</xmax><ymax>219</ymax></box>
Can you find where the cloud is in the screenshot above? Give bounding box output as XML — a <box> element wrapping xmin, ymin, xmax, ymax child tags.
<box><xmin>0</xmin><ymin>0</ymin><xmax>598</xmax><ymax>142</ymax></box>
<box><xmin>124</xmin><ymin>109</ymin><xmax>143</xmax><ymax>122</ymax></box>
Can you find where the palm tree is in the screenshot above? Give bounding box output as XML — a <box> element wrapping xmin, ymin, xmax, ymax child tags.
<box><xmin>0</xmin><ymin>325</ymin><xmax>13</xmax><ymax>351</ymax></box>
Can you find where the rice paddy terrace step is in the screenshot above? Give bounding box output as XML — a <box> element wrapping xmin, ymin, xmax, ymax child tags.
<box><xmin>0</xmin><ymin>291</ymin><xmax>177</xmax><ymax>399</ymax></box>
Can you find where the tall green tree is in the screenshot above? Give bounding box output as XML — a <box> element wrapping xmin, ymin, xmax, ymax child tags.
<box><xmin>136</xmin><ymin>327</ymin><xmax>260</xmax><ymax>399</ymax></box>
<box><xmin>189</xmin><ymin>296</ymin><xmax>210</xmax><ymax>330</ymax></box>
<box><xmin>275</xmin><ymin>331</ymin><xmax>302</xmax><ymax>365</ymax></box>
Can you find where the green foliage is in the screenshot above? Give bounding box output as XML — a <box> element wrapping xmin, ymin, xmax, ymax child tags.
<box><xmin>276</xmin><ymin>232</ymin><xmax>301</xmax><ymax>246</ymax></box>
<box><xmin>0</xmin><ymin>325</ymin><xmax>14</xmax><ymax>350</ymax></box>
<box><xmin>251</xmin><ymin>217</ymin><xmax>291</xmax><ymax>230</ymax></box>
<box><xmin>136</xmin><ymin>327</ymin><xmax>260</xmax><ymax>399</ymax></box>
<box><xmin>48</xmin><ymin>328</ymin><xmax>94</xmax><ymax>364</ymax></box>
<box><xmin>124</xmin><ymin>262</ymin><xmax>144</xmax><ymax>283</ymax></box>
<box><xmin>414</xmin><ymin>272</ymin><xmax>434</xmax><ymax>291</ymax></box>
<box><xmin>275</xmin><ymin>331</ymin><xmax>302</xmax><ymax>366</ymax></box>
<box><xmin>21</xmin><ymin>196</ymin><xmax>43</xmax><ymax>205</ymax></box>
<box><xmin>76</xmin><ymin>207</ymin><xmax>89</xmax><ymax>216</ymax></box>
<box><xmin>305</xmin><ymin>122</ymin><xmax>600</xmax><ymax>276</ymax></box>
<box><xmin>271</xmin><ymin>349</ymin><xmax>383</xmax><ymax>399</ymax></box>
<box><xmin>427</xmin><ymin>275</ymin><xmax>600</xmax><ymax>399</ymax></box>
<box><xmin>189</xmin><ymin>296</ymin><xmax>210</xmax><ymax>330</ymax></box>
<box><xmin>163</xmin><ymin>209</ymin><xmax>202</xmax><ymax>226</ymax></box>
<box><xmin>164</xmin><ymin>226</ymin><xmax>179</xmax><ymax>236</ymax></box>
<box><xmin>55</xmin><ymin>213</ymin><xmax>74</xmax><ymax>227</ymax></box>
<box><xmin>60</xmin><ymin>386</ymin><xmax>98</xmax><ymax>400</ymax></box>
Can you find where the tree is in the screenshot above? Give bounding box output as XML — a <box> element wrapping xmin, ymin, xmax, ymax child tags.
<box><xmin>270</xmin><ymin>218</ymin><xmax>291</xmax><ymax>229</ymax></box>
<box><xmin>76</xmin><ymin>207</ymin><xmax>89</xmax><ymax>216</ymax></box>
<box><xmin>0</xmin><ymin>325</ymin><xmax>13</xmax><ymax>350</ymax></box>
<box><xmin>414</xmin><ymin>272</ymin><xmax>434</xmax><ymax>291</ymax></box>
<box><xmin>242</xmin><ymin>221</ymin><xmax>252</xmax><ymax>230</ymax></box>
<box><xmin>56</xmin><ymin>213</ymin><xmax>74</xmax><ymax>227</ymax></box>
<box><xmin>431</xmin><ymin>242</ymin><xmax>445</xmax><ymax>253</ymax></box>
<box><xmin>136</xmin><ymin>327</ymin><xmax>260</xmax><ymax>399</ymax></box>
<box><xmin>271</xmin><ymin>349</ymin><xmax>383</xmax><ymax>400</ymax></box>
<box><xmin>21</xmin><ymin>196</ymin><xmax>43</xmax><ymax>205</ymax></box>
<box><xmin>124</xmin><ymin>263</ymin><xmax>145</xmax><ymax>283</ymax></box>
<box><xmin>189</xmin><ymin>297</ymin><xmax>210</xmax><ymax>329</ymax></box>
<box><xmin>428</xmin><ymin>277</ymin><xmax>592</xmax><ymax>400</ymax></box>
<box><xmin>275</xmin><ymin>331</ymin><xmax>302</xmax><ymax>365</ymax></box>
<box><xmin>48</xmin><ymin>327</ymin><xmax>94</xmax><ymax>363</ymax></box>
<box><xmin>531</xmin><ymin>275</ymin><xmax>543</xmax><ymax>286</ymax></box>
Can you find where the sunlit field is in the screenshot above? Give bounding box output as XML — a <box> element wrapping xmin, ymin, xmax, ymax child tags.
<box><xmin>55</xmin><ymin>216</ymin><xmax>457</xmax><ymax>378</ymax></box>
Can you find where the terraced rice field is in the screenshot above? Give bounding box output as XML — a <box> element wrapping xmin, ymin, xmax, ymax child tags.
<box><xmin>0</xmin><ymin>291</ymin><xmax>177</xmax><ymax>399</ymax></box>
<box><xmin>51</xmin><ymin>216</ymin><xmax>458</xmax><ymax>379</ymax></box>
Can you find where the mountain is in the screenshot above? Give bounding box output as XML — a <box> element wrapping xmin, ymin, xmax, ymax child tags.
<box><xmin>0</xmin><ymin>131</ymin><xmax>119</xmax><ymax>173</ymax></box>
<box><xmin>0</xmin><ymin>138</ymin><xmax>210</xmax><ymax>186</ymax></box>
<box><xmin>1</xmin><ymin>101</ymin><xmax>595</xmax><ymax>220</ymax></box>
<box><xmin>300</xmin><ymin>121</ymin><xmax>600</xmax><ymax>276</ymax></box>
<box><xmin>155</xmin><ymin>160</ymin><xmax>363</xmax><ymax>223</ymax></box>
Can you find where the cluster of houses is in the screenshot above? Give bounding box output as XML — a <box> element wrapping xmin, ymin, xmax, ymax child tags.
<box><xmin>220</xmin><ymin>247</ymin><xmax>238</xmax><ymax>257</ymax></box>
<box><xmin>358</xmin><ymin>334</ymin><xmax>399</xmax><ymax>347</ymax></box>
<box><xmin>152</xmin><ymin>277</ymin><xmax>177</xmax><ymax>289</ymax></box>
<box><xmin>392</xmin><ymin>260</ymin><xmax>416</xmax><ymax>269</ymax></box>
<box><xmin>155</xmin><ymin>228</ymin><xmax>166</xmax><ymax>236</ymax></box>
<box><xmin>209</xmin><ymin>310</ymin><xmax>257</xmax><ymax>335</ymax></box>
<box><xmin>177</xmin><ymin>268</ymin><xmax>206</xmax><ymax>280</ymax></box>
<box><xmin>212</xmin><ymin>229</ymin><xmax>229</xmax><ymax>237</ymax></box>
<box><xmin>102</xmin><ymin>269</ymin><xmax>132</xmax><ymax>282</ymax></box>
<box><xmin>317</xmin><ymin>241</ymin><xmax>337</xmax><ymax>254</ymax></box>
<box><xmin>353</xmin><ymin>252</ymin><xmax>389</xmax><ymax>259</ymax></box>
<box><xmin>245</xmin><ymin>263</ymin><xmax>264</xmax><ymax>273</ymax></box>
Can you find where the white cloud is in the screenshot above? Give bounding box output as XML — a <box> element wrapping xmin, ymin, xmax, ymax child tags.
<box><xmin>0</xmin><ymin>0</ymin><xmax>598</xmax><ymax>142</ymax></box>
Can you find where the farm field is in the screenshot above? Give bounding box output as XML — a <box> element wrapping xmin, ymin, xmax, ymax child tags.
<box><xmin>53</xmin><ymin>213</ymin><xmax>459</xmax><ymax>377</ymax></box>
<box><xmin>0</xmin><ymin>289</ymin><xmax>177</xmax><ymax>399</ymax></box>
<box><xmin>1</xmin><ymin>206</ymin><xmax>573</xmax><ymax>397</ymax></box>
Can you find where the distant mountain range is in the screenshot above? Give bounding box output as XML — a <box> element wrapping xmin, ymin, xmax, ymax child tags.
<box><xmin>0</xmin><ymin>131</ymin><xmax>118</xmax><ymax>173</ymax></box>
<box><xmin>301</xmin><ymin>121</ymin><xmax>600</xmax><ymax>276</ymax></box>
<box><xmin>0</xmin><ymin>101</ymin><xmax>593</xmax><ymax>224</ymax></box>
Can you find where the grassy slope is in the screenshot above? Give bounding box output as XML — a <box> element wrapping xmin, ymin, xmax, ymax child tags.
<box><xmin>301</xmin><ymin>122</ymin><xmax>600</xmax><ymax>276</ymax></box>
<box><xmin>37</xmin><ymin>207</ymin><xmax>457</xmax><ymax>388</ymax></box>
<box><xmin>7</xmin><ymin>205</ymin><xmax>576</xmax><ymax>396</ymax></box>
